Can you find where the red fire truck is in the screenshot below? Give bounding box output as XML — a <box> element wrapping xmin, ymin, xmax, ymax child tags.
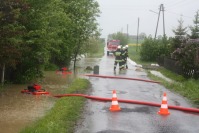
<box><xmin>106</xmin><ymin>40</ymin><xmax>120</xmax><ymax>56</ymax></box>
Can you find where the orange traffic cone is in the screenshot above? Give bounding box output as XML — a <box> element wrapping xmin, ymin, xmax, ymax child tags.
<box><xmin>158</xmin><ymin>92</ymin><xmax>170</xmax><ymax>115</ymax></box>
<box><xmin>109</xmin><ymin>90</ymin><xmax>121</xmax><ymax>112</ymax></box>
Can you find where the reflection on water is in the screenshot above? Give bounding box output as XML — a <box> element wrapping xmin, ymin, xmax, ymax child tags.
<box><xmin>0</xmin><ymin>57</ymin><xmax>101</xmax><ymax>133</ymax></box>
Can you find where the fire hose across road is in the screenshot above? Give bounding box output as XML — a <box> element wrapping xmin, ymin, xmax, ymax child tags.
<box><xmin>61</xmin><ymin>74</ymin><xmax>198</xmax><ymax>114</ymax></box>
<box><xmin>53</xmin><ymin>93</ymin><xmax>199</xmax><ymax>113</ymax></box>
<box><xmin>83</xmin><ymin>74</ymin><xmax>161</xmax><ymax>84</ymax></box>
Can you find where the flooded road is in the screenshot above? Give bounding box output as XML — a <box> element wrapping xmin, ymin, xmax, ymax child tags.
<box><xmin>0</xmin><ymin>57</ymin><xmax>101</xmax><ymax>133</ymax></box>
<box><xmin>75</xmin><ymin>55</ymin><xmax>199</xmax><ymax>133</ymax></box>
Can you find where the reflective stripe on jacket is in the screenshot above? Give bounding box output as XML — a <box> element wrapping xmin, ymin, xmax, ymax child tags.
<box><xmin>114</xmin><ymin>49</ymin><xmax>122</xmax><ymax>62</ymax></box>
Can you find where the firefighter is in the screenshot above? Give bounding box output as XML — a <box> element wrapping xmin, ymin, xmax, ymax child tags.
<box><xmin>124</xmin><ymin>45</ymin><xmax>129</xmax><ymax>69</ymax></box>
<box><xmin>121</xmin><ymin>46</ymin><xmax>126</xmax><ymax>70</ymax></box>
<box><xmin>114</xmin><ymin>45</ymin><xmax>122</xmax><ymax>71</ymax></box>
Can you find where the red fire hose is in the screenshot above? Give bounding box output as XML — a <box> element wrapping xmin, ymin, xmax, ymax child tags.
<box><xmin>84</xmin><ymin>74</ymin><xmax>161</xmax><ymax>84</ymax></box>
<box><xmin>53</xmin><ymin>94</ymin><xmax>199</xmax><ymax>113</ymax></box>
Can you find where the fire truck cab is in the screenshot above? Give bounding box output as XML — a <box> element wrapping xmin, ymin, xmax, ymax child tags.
<box><xmin>106</xmin><ymin>40</ymin><xmax>120</xmax><ymax>56</ymax></box>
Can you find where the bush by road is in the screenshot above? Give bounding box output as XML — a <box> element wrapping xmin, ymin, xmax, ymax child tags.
<box><xmin>128</xmin><ymin>45</ymin><xmax>199</xmax><ymax>106</ymax></box>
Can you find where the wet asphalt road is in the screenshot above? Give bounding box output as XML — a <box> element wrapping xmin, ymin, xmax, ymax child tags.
<box><xmin>75</xmin><ymin>54</ymin><xmax>199</xmax><ymax>133</ymax></box>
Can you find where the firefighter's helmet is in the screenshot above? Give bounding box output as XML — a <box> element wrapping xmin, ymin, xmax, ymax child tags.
<box><xmin>117</xmin><ymin>45</ymin><xmax>121</xmax><ymax>49</ymax></box>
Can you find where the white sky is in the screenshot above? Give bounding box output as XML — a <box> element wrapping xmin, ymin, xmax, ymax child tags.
<box><xmin>96</xmin><ymin>0</ymin><xmax>199</xmax><ymax>39</ymax></box>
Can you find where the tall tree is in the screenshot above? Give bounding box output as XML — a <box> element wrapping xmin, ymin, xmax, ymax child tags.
<box><xmin>171</xmin><ymin>17</ymin><xmax>187</xmax><ymax>51</ymax></box>
<box><xmin>13</xmin><ymin>0</ymin><xmax>72</xmax><ymax>83</ymax></box>
<box><xmin>13</xmin><ymin>0</ymin><xmax>53</xmax><ymax>82</ymax></box>
<box><xmin>111</xmin><ymin>32</ymin><xmax>128</xmax><ymax>46</ymax></box>
<box><xmin>0</xmin><ymin>0</ymin><xmax>101</xmax><ymax>83</ymax></box>
<box><xmin>63</xmin><ymin>0</ymin><xmax>100</xmax><ymax>70</ymax></box>
<box><xmin>0</xmin><ymin>0</ymin><xmax>28</xmax><ymax>84</ymax></box>
<box><xmin>190</xmin><ymin>10</ymin><xmax>199</xmax><ymax>39</ymax></box>
<box><xmin>172</xmin><ymin>17</ymin><xmax>187</xmax><ymax>37</ymax></box>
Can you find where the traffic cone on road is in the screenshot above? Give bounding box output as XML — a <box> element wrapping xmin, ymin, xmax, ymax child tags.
<box><xmin>109</xmin><ymin>90</ymin><xmax>121</xmax><ymax>112</ymax></box>
<box><xmin>158</xmin><ymin>92</ymin><xmax>170</xmax><ymax>115</ymax></box>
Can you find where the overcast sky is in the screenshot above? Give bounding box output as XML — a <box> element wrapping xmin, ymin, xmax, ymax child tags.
<box><xmin>96</xmin><ymin>0</ymin><xmax>199</xmax><ymax>39</ymax></box>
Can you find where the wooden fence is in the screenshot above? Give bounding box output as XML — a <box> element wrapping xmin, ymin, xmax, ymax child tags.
<box><xmin>157</xmin><ymin>57</ymin><xmax>199</xmax><ymax>79</ymax></box>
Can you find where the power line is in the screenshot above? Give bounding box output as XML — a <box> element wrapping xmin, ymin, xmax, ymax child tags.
<box><xmin>166</xmin><ymin>0</ymin><xmax>197</xmax><ymax>9</ymax></box>
<box><xmin>166</xmin><ymin>0</ymin><xmax>186</xmax><ymax>7</ymax></box>
<box><xmin>149</xmin><ymin>10</ymin><xmax>158</xmax><ymax>14</ymax></box>
<box><xmin>166</xmin><ymin>0</ymin><xmax>190</xmax><ymax>9</ymax></box>
<box><xmin>166</xmin><ymin>10</ymin><xmax>193</xmax><ymax>19</ymax></box>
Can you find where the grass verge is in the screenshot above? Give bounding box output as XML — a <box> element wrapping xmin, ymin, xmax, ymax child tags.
<box><xmin>20</xmin><ymin>78</ymin><xmax>90</xmax><ymax>133</ymax></box>
<box><xmin>128</xmin><ymin>44</ymin><xmax>199</xmax><ymax>106</ymax></box>
<box><xmin>148</xmin><ymin>70</ymin><xmax>199</xmax><ymax>106</ymax></box>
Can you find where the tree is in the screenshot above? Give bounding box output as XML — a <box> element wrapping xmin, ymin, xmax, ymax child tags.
<box><xmin>171</xmin><ymin>17</ymin><xmax>188</xmax><ymax>51</ymax></box>
<box><xmin>140</xmin><ymin>36</ymin><xmax>171</xmax><ymax>62</ymax></box>
<box><xmin>63</xmin><ymin>0</ymin><xmax>100</xmax><ymax>70</ymax></box>
<box><xmin>171</xmin><ymin>42</ymin><xmax>199</xmax><ymax>79</ymax></box>
<box><xmin>111</xmin><ymin>32</ymin><xmax>128</xmax><ymax>46</ymax></box>
<box><xmin>170</xmin><ymin>15</ymin><xmax>199</xmax><ymax>79</ymax></box>
<box><xmin>172</xmin><ymin>17</ymin><xmax>187</xmax><ymax>37</ymax></box>
<box><xmin>84</xmin><ymin>37</ymin><xmax>101</xmax><ymax>54</ymax></box>
<box><xmin>0</xmin><ymin>0</ymin><xmax>101</xmax><ymax>83</ymax></box>
<box><xmin>157</xmin><ymin>35</ymin><xmax>163</xmax><ymax>39</ymax></box>
<box><xmin>0</xmin><ymin>0</ymin><xmax>28</xmax><ymax>85</ymax></box>
<box><xmin>139</xmin><ymin>32</ymin><xmax>146</xmax><ymax>40</ymax></box>
<box><xmin>190</xmin><ymin>10</ymin><xmax>199</xmax><ymax>39</ymax></box>
<box><xmin>12</xmin><ymin>0</ymin><xmax>71</xmax><ymax>83</ymax></box>
<box><xmin>41</xmin><ymin>0</ymin><xmax>72</xmax><ymax>68</ymax></box>
<box><xmin>11</xmin><ymin>0</ymin><xmax>59</xmax><ymax>82</ymax></box>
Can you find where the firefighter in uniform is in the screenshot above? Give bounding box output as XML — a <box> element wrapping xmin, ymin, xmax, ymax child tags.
<box><xmin>124</xmin><ymin>45</ymin><xmax>129</xmax><ymax>69</ymax></box>
<box><xmin>114</xmin><ymin>45</ymin><xmax>122</xmax><ymax>71</ymax></box>
<box><xmin>121</xmin><ymin>46</ymin><xmax>126</xmax><ymax>70</ymax></box>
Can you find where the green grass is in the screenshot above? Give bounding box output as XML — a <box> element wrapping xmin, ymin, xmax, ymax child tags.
<box><xmin>128</xmin><ymin>45</ymin><xmax>141</xmax><ymax>63</ymax></box>
<box><xmin>20</xmin><ymin>78</ymin><xmax>90</xmax><ymax>133</ymax></box>
<box><xmin>158</xmin><ymin>67</ymin><xmax>186</xmax><ymax>82</ymax></box>
<box><xmin>128</xmin><ymin>44</ymin><xmax>199</xmax><ymax>106</ymax></box>
<box><xmin>148</xmin><ymin>72</ymin><xmax>199</xmax><ymax>106</ymax></box>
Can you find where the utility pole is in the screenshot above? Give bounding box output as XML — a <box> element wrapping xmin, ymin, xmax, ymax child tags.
<box><xmin>136</xmin><ymin>17</ymin><xmax>140</xmax><ymax>52</ymax></box>
<box><xmin>155</xmin><ymin>4</ymin><xmax>161</xmax><ymax>39</ymax></box>
<box><xmin>162</xmin><ymin>4</ymin><xmax>166</xmax><ymax>38</ymax></box>
<box><xmin>154</xmin><ymin>4</ymin><xmax>166</xmax><ymax>39</ymax></box>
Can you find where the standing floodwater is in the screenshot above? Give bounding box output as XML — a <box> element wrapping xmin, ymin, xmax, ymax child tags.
<box><xmin>0</xmin><ymin>57</ymin><xmax>101</xmax><ymax>133</ymax></box>
<box><xmin>0</xmin><ymin>71</ymin><xmax>72</xmax><ymax>133</ymax></box>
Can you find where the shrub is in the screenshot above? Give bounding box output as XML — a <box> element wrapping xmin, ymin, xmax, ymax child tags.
<box><xmin>44</xmin><ymin>63</ymin><xmax>59</xmax><ymax>71</ymax></box>
<box><xmin>140</xmin><ymin>37</ymin><xmax>170</xmax><ymax>62</ymax></box>
<box><xmin>171</xmin><ymin>42</ymin><xmax>199</xmax><ymax>79</ymax></box>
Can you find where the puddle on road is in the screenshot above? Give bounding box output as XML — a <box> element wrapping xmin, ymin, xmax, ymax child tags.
<box><xmin>0</xmin><ymin>57</ymin><xmax>101</xmax><ymax>133</ymax></box>
<box><xmin>96</xmin><ymin>130</ymin><xmax>131</xmax><ymax>133</ymax></box>
<box><xmin>106</xmin><ymin>90</ymin><xmax>127</xmax><ymax>95</ymax></box>
<box><xmin>101</xmin><ymin>106</ymin><xmax>153</xmax><ymax>114</ymax></box>
<box><xmin>120</xmin><ymin>107</ymin><xmax>152</xmax><ymax>114</ymax></box>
